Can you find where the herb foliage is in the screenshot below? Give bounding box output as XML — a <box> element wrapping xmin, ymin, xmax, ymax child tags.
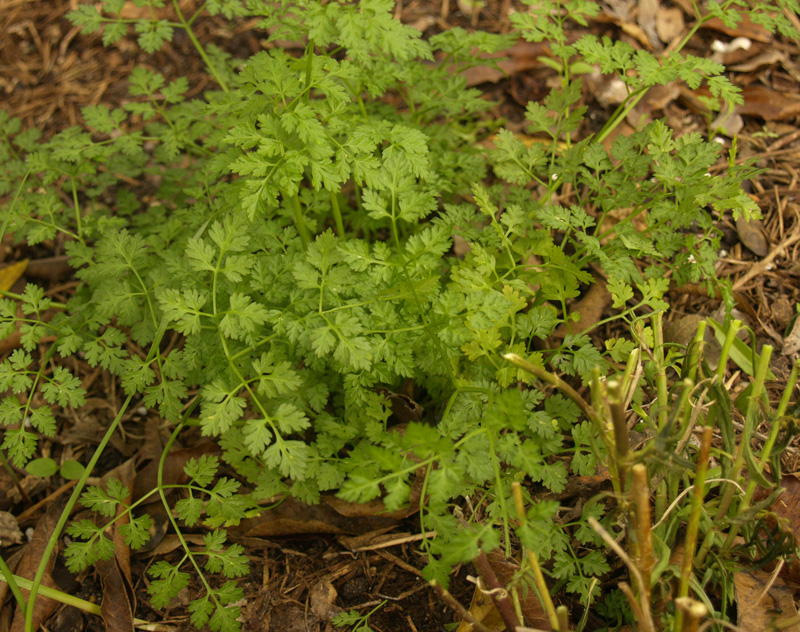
<box><xmin>1</xmin><ymin>0</ymin><xmax>797</xmax><ymax>629</ymax></box>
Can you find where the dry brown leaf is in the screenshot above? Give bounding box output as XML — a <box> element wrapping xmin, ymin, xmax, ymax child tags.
<box><xmin>734</xmin><ymin>569</ymin><xmax>800</xmax><ymax>631</ymax></box>
<box><xmin>486</xmin><ymin>549</ymin><xmax>550</xmax><ymax>629</ymax></box>
<box><xmin>25</xmin><ymin>256</ymin><xmax>72</xmax><ymax>282</ymax></box>
<box><xmin>456</xmin><ymin>585</ymin><xmax>504</xmax><ymax>632</ymax></box>
<box><xmin>736</xmin><ymin>216</ymin><xmax>769</xmax><ymax>257</ymax></box>
<box><xmin>144</xmin><ymin>533</ymin><xmax>206</xmax><ymax>558</ymax></box>
<box><xmin>656</xmin><ymin>6</ymin><xmax>684</xmax><ymax>43</ymax></box>
<box><xmin>738</xmin><ymin>86</ymin><xmax>800</xmax><ymax>120</ymax></box>
<box><xmin>552</xmin><ymin>281</ymin><xmax>611</xmax><ymax>340</ymax></box>
<box><xmin>460</xmin><ymin>41</ymin><xmax>550</xmax><ymax>87</ymax></box>
<box><xmin>783</xmin><ymin>316</ymin><xmax>800</xmax><ymax>357</ymax></box>
<box><xmin>98</xmin><ymin>459</ymin><xmax>136</xmax><ymax>632</ymax></box>
<box><xmin>308</xmin><ymin>580</ymin><xmax>342</xmax><ymax>621</ymax></box>
<box><xmin>231</xmin><ymin>496</ymin><xmax>399</xmax><ymax>538</ymax></box>
<box><xmin>595</xmin><ymin>11</ymin><xmax>653</xmax><ymax>49</ymax></box>
<box><xmin>637</xmin><ymin>0</ymin><xmax>661</xmax><ymax>50</ymax></box>
<box><xmin>10</xmin><ymin>505</ymin><xmax>61</xmax><ymax>632</ymax></box>
<box><xmin>132</xmin><ymin>443</ymin><xmax>219</xmax><ymax>504</ymax></box>
<box><xmin>664</xmin><ymin>314</ymin><xmax>722</xmax><ymax>368</ymax></box>
<box><xmin>729</xmin><ymin>49</ymin><xmax>785</xmax><ymax>73</ymax></box>
<box><xmin>97</xmin><ymin>558</ymin><xmax>135</xmax><ymax>632</ymax></box>
<box><xmin>0</xmin><ymin>260</ymin><xmax>27</xmax><ymax>292</ymax></box>
<box><xmin>0</xmin><ymin>512</ymin><xmax>23</xmax><ymax>547</ymax></box>
<box><xmin>337</xmin><ymin>528</ymin><xmax>411</xmax><ymax>552</ymax></box>
<box><xmin>701</xmin><ymin>15</ymin><xmax>772</xmax><ymax>42</ymax></box>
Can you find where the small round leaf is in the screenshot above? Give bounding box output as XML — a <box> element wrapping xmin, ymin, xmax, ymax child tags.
<box><xmin>60</xmin><ymin>460</ymin><xmax>86</xmax><ymax>481</ymax></box>
<box><xmin>26</xmin><ymin>457</ymin><xmax>58</xmax><ymax>478</ymax></box>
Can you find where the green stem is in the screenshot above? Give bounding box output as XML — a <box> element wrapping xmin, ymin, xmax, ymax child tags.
<box><xmin>715</xmin><ymin>319</ymin><xmax>742</xmax><ymax>381</ymax></box>
<box><xmin>721</xmin><ymin>345</ymin><xmax>774</xmax><ymax>551</ymax></box>
<box><xmin>503</xmin><ymin>353</ymin><xmax>608</xmax><ymax>448</ymax></box>
<box><xmin>0</xmin><ymin>569</ymin><xmax>156</xmax><ymax>626</ymax></box>
<box><xmin>172</xmin><ymin>0</ymin><xmax>228</xmax><ymax>92</ymax></box>
<box><xmin>673</xmin><ymin>426</ymin><xmax>713</xmax><ymax>632</ymax></box>
<box><xmin>290</xmin><ymin>194</ymin><xmax>311</xmax><ymax>247</ymax></box>
<box><xmin>511</xmin><ymin>482</ymin><xmax>559</xmax><ymax>631</ymax></box>
<box><xmin>330</xmin><ymin>191</ymin><xmax>345</xmax><ymax>237</ymax></box>
<box><xmin>156</xmin><ymin>415</ymin><xmax>223</xmax><ymax>612</ymax></box>
<box><xmin>651</xmin><ymin>312</ymin><xmax>669</xmax><ymax>430</ymax></box>
<box><xmin>0</xmin><ymin>556</ymin><xmax>26</xmax><ymax>619</ymax></box>
<box><xmin>595</xmin><ymin>11</ymin><xmax>711</xmax><ymax>144</ymax></box>
<box><xmin>25</xmin><ymin>394</ymin><xmax>134</xmax><ymax>632</ymax></box>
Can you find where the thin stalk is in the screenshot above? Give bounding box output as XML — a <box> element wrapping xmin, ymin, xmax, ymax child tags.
<box><xmin>776</xmin><ymin>360</ymin><xmax>800</xmax><ymax>420</ymax></box>
<box><xmin>172</xmin><ymin>0</ymin><xmax>228</xmax><ymax>92</ymax></box>
<box><xmin>631</xmin><ymin>464</ymin><xmax>653</xmax><ymax>603</ymax></box>
<box><xmin>25</xmin><ymin>394</ymin><xmax>134</xmax><ymax>632</ymax></box>
<box><xmin>675</xmin><ymin>597</ymin><xmax>708</xmax><ymax>632</ymax></box>
<box><xmin>329</xmin><ymin>190</ymin><xmax>345</xmax><ymax>237</ymax></box>
<box><xmin>720</xmin><ymin>345</ymin><xmax>774</xmax><ymax>551</ymax></box>
<box><xmin>0</xmin><ymin>451</ymin><xmax>31</xmax><ymax>504</ymax></box>
<box><xmin>472</xmin><ymin>551</ymin><xmax>521</xmax><ymax>631</ymax></box>
<box><xmin>608</xmin><ymin>379</ymin><xmax>631</xmax><ymax>493</ymax></box>
<box><xmin>430</xmin><ymin>580</ymin><xmax>494</xmax><ymax>632</ymax></box>
<box><xmin>595</xmin><ymin>11</ymin><xmax>710</xmax><ymax>144</ymax></box>
<box><xmin>0</xmin><ymin>555</ymin><xmax>26</xmax><ymax>620</ymax></box>
<box><xmin>557</xmin><ymin>606</ymin><xmax>570</xmax><ymax>632</ymax></box>
<box><xmin>0</xmin><ymin>570</ymin><xmax>159</xmax><ymax>627</ymax></box>
<box><xmin>512</xmin><ymin>482</ymin><xmax>560</xmax><ymax>631</ymax></box>
<box><xmin>674</xmin><ymin>425</ymin><xmax>713</xmax><ymax>629</ymax></box>
<box><xmin>503</xmin><ymin>353</ymin><xmax>604</xmax><ymax>438</ymax></box>
<box><xmin>715</xmin><ymin>319</ymin><xmax>743</xmax><ymax>381</ymax></box>
<box><xmin>685</xmin><ymin>321</ymin><xmax>707</xmax><ymax>383</ymax></box>
<box><xmin>652</xmin><ymin>312</ymin><xmax>669</xmax><ymax>429</ymax></box>
<box><xmin>290</xmin><ymin>194</ymin><xmax>311</xmax><ymax>247</ymax></box>
<box><xmin>588</xmin><ymin>517</ymin><xmax>655</xmax><ymax>632</ymax></box>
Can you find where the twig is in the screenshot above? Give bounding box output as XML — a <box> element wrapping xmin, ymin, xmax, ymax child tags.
<box><xmin>473</xmin><ymin>551</ymin><xmax>522</xmax><ymax>631</ymax></box>
<box><xmin>430</xmin><ymin>580</ymin><xmax>495</xmax><ymax>632</ymax></box>
<box><xmin>588</xmin><ymin>518</ymin><xmax>655</xmax><ymax>632</ymax></box>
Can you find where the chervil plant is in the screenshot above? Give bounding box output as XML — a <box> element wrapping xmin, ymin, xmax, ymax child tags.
<box><xmin>1</xmin><ymin>0</ymin><xmax>798</xmax><ymax>630</ymax></box>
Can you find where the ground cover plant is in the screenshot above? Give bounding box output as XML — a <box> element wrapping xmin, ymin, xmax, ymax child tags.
<box><xmin>0</xmin><ymin>0</ymin><xmax>799</xmax><ymax>630</ymax></box>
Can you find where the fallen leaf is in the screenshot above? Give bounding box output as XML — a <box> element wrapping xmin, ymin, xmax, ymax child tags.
<box><xmin>637</xmin><ymin>0</ymin><xmax>661</xmax><ymax>50</ymax></box>
<box><xmin>309</xmin><ymin>580</ymin><xmax>342</xmax><ymax>621</ymax></box>
<box><xmin>144</xmin><ymin>533</ymin><xmax>206</xmax><ymax>558</ymax></box>
<box><xmin>783</xmin><ymin>315</ymin><xmax>800</xmax><ymax>357</ymax></box>
<box><xmin>701</xmin><ymin>15</ymin><xmax>772</xmax><ymax>43</ymax></box>
<box><xmin>457</xmin><ymin>585</ymin><xmax>503</xmax><ymax>632</ymax></box>
<box><xmin>729</xmin><ymin>49</ymin><xmax>785</xmax><ymax>73</ymax></box>
<box><xmin>10</xmin><ymin>505</ymin><xmax>62</xmax><ymax>632</ymax></box>
<box><xmin>711</xmin><ymin>106</ymin><xmax>744</xmax><ymax>137</ymax></box>
<box><xmin>25</xmin><ymin>256</ymin><xmax>73</xmax><ymax>282</ymax></box>
<box><xmin>738</xmin><ymin>86</ymin><xmax>800</xmax><ymax>121</ymax></box>
<box><xmin>231</xmin><ymin>496</ymin><xmax>399</xmax><ymax>538</ymax></box>
<box><xmin>552</xmin><ymin>281</ymin><xmax>611</xmax><ymax>339</ymax></box>
<box><xmin>734</xmin><ymin>569</ymin><xmax>800</xmax><ymax>631</ymax></box>
<box><xmin>656</xmin><ymin>6</ymin><xmax>684</xmax><ymax>43</ymax></box>
<box><xmin>0</xmin><ymin>511</ymin><xmax>23</xmax><ymax>547</ymax></box>
<box><xmin>664</xmin><ymin>313</ymin><xmax>732</xmax><ymax>369</ymax></box>
<box><xmin>486</xmin><ymin>549</ymin><xmax>549</xmax><ymax>629</ymax></box>
<box><xmin>0</xmin><ymin>260</ymin><xmax>28</xmax><ymax>292</ymax></box>
<box><xmin>736</xmin><ymin>216</ymin><xmax>769</xmax><ymax>257</ymax></box>
<box><xmin>459</xmin><ymin>41</ymin><xmax>550</xmax><ymax>86</ymax></box>
<box><xmin>132</xmin><ymin>443</ymin><xmax>219</xmax><ymax>504</ymax></box>
<box><xmin>595</xmin><ymin>11</ymin><xmax>653</xmax><ymax>50</ymax></box>
<box><xmin>99</xmin><ymin>459</ymin><xmax>136</xmax><ymax>632</ymax></box>
<box><xmin>97</xmin><ymin>558</ymin><xmax>135</xmax><ymax>632</ymax></box>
